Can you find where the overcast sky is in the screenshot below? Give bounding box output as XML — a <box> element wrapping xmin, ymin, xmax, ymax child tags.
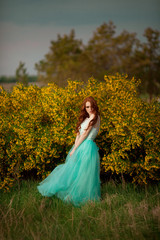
<box><xmin>0</xmin><ymin>0</ymin><xmax>160</xmax><ymax>76</ymax></box>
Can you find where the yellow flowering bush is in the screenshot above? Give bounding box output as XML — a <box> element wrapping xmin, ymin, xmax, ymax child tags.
<box><xmin>0</xmin><ymin>74</ymin><xmax>160</xmax><ymax>191</ymax></box>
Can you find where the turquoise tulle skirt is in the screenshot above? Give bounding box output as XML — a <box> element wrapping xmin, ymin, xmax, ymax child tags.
<box><xmin>37</xmin><ymin>139</ymin><xmax>101</xmax><ymax>206</ymax></box>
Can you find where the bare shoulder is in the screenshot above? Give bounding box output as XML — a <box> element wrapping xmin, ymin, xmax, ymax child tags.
<box><xmin>89</xmin><ymin>114</ymin><xmax>95</xmax><ymax>120</ymax></box>
<box><xmin>89</xmin><ymin>114</ymin><xmax>100</xmax><ymax>122</ymax></box>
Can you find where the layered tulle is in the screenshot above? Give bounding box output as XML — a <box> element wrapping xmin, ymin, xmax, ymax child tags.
<box><xmin>37</xmin><ymin>139</ymin><xmax>101</xmax><ymax>206</ymax></box>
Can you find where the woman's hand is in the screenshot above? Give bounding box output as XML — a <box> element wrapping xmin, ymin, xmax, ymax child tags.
<box><xmin>70</xmin><ymin>148</ymin><xmax>76</xmax><ymax>156</ymax></box>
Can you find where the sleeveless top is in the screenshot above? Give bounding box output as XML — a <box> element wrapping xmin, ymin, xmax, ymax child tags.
<box><xmin>79</xmin><ymin>115</ymin><xmax>100</xmax><ymax>141</ymax></box>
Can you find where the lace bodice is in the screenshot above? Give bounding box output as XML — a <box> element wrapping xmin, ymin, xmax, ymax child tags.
<box><xmin>79</xmin><ymin>115</ymin><xmax>100</xmax><ymax>140</ymax></box>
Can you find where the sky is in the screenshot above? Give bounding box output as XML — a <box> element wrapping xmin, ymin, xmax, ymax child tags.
<box><xmin>0</xmin><ymin>0</ymin><xmax>160</xmax><ymax>76</ymax></box>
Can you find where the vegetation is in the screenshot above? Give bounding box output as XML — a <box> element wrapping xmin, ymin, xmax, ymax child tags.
<box><xmin>15</xmin><ymin>61</ymin><xmax>29</xmax><ymax>86</ymax></box>
<box><xmin>0</xmin><ymin>21</ymin><xmax>159</xmax><ymax>240</ymax></box>
<box><xmin>35</xmin><ymin>21</ymin><xmax>160</xmax><ymax>100</ymax></box>
<box><xmin>0</xmin><ymin>22</ymin><xmax>159</xmax><ymax>99</ymax></box>
<box><xmin>0</xmin><ymin>75</ymin><xmax>37</xmax><ymax>83</ymax></box>
<box><xmin>0</xmin><ymin>180</ymin><xmax>159</xmax><ymax>240</ymax></box>
<box><xmin>0</xmin><ymin>74</ymin><xmax>160</xmax><ymax>191</ymax></box>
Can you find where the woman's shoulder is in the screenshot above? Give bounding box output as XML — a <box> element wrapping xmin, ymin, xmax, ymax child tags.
<box><xmin>88</xmin><ymin>114</ymin><xmax>100</xmax><ymax>121</ymax></box>
<box><xmin>89</xmin><ymin>114</ymin><xmax>95</xmax><ymax>120</ymax></box>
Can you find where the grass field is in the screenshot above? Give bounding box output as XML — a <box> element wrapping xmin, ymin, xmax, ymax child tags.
<box><xmin>0</xmin><ymin>180</ymin><xmax>160</xmax><ymax>240</ymax></box>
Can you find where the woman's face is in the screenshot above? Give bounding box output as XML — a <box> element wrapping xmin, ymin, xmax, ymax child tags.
<box><xmin>85</xmin><ymin>101</ymin><xmax>93</xmax><ymax>116</ymax></box>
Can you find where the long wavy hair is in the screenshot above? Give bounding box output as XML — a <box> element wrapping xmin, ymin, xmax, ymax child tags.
<box><xmin>76</xmin><ymin>96</ymin><xmax>100</xmax><ymax>133</ymax></box>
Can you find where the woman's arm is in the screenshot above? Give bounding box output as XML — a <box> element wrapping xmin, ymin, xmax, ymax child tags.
<box><xmin>70</xmin><ymin>116</ymin><xmax>94</xmax><ymax>156</ymax></box>
<box><xmin>70</xmin><ymin>126</ymin><xmax>93</xmax><ymax>156</ymax></box>
<box><xmin>75</xmin><ymin>132</ymin><xmax>80</xmax><ymax>145</ymax></box>
<box><xmin>74</xmin><ymin>125</ymin><xmax>92</xmax><ymax>149</ymax></box>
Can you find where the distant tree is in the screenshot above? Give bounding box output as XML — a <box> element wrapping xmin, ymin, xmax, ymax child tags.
<box><xmin>113</xmin><ymin>30</ymin><xmax>139</xmax><ymax>75</ymax></box>
<box><xmin>35</xmin><ymin>29</ymin><xmax>84</xmax><ymax>87</ymax></box>
<box><xmin>35</xmin><ymin>22</ymin><xmax>139</xmax><ymax>86</ymax></box>
<box><xmin>131</xmin><ymin>28</ymin><xmax>160</xmax><ymax>101</ymax></box>
<box><xmin>16</xmin><ymin>61</ymin><xmax>29</xmax><ymax>86</ymax></box>
<box><xmin>84</xmin><ymin>21</ymin><xmax>138</xmax><ymax>80</ymax></box>
<box><xmin>82</xmin><ymin>21</ymin><xmax>117</xmax><ymax>80</ymax></box>
<box><xmin>35</xmin><ymin>22</ymin><xmax>160</xmax><ymax>100</ymax></box>
<box><xmin>0</xmin><ymin>76</ymin><xmax>8</xmax><ymax>83</ymax></box>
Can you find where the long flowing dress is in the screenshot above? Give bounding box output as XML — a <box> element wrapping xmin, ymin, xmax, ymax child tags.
<box><xmin>37</xmin><ymin>116</ymin><xmax>101</xmax><ymax>206</ymax></box>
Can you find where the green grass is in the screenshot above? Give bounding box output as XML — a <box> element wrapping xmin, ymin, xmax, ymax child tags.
<box><xmin>0</xmin><ymin>180</ymin><xmax>160</xmax><ymax>240</ymax></box>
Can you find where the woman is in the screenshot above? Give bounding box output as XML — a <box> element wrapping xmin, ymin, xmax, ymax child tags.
<box><xmin>37</xmin><ymin>96</ymin><xmax>101</xmax><ymax>206</ymax></box>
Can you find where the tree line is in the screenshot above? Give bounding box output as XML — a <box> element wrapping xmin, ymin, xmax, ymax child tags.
<box><xmin>0</xmin><ymin>74</ymin><xmax>37</xmax><ymax>83</ymax></box>
<box><xmin>35</xmin><ymin>21</ymin><xmax>160</xmax><ymax>101</ymax></box>
<box><xmin>1</xmin><ymin>21</ymin><xmax>159</xmax><ymax>101</ymax></box>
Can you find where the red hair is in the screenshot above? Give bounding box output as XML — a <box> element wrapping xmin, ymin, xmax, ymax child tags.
<box><xmin>76</xmin><ymin>96</ymin><xmax>100</xmax><ymax>133</ymax></box>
